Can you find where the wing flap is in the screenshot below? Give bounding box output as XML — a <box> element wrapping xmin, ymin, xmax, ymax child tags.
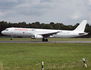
<box><xmin>39</xmin><ymin>31</ymin><xmax>59</xmax><ymax>38</ymax></box>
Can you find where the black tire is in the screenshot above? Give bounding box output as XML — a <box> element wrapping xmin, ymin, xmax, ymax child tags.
<box><xmin>45</xmin><ymin>39</ymin><xmax>48</xmax><ymax>42</ymax></box>
<box><xmin>42</xmin><ymin>38</ymin><xmax>45</xmax><ymax>42</ymax></box>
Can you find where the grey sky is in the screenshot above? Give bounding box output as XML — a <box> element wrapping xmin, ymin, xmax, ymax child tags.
<box><xmin>0</xmin><ymin>0</ymin><xmax>91</xmax><ymax>25</ymax></box>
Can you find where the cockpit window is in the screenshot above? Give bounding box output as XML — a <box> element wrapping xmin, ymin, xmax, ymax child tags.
<box><xmin>5</xmin><ymin>28</ymin><xmax>8</xmax><ymax>31</ymax></box>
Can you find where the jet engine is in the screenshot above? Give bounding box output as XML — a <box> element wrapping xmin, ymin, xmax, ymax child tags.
<box><xmin>31</xmin><ymin>35</ymin><xmax>43</xmax><ymax>39</ymax></box>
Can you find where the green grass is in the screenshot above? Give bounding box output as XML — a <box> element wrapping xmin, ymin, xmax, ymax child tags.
<box><xmin>0</xmin><ymin>43</ymin><xmax>91</xmax><ymax>70</ymax></box>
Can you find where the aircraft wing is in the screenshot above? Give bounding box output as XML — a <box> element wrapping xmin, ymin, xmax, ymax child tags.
<box><xmin>39</xmin><ymin>31</ymin><xmax>59</xmax><ymax>38</ymax></box>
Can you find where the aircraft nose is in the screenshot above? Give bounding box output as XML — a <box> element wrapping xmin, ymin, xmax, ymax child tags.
<box><xmin>1</xmin><ymin>31</ymin><xmax>5</xmax><ymax>35</ymax></box>
<box><xmin>1</xmin><ymin>31</ymin><xmax>3</xmax><ymax>34</ymax></box>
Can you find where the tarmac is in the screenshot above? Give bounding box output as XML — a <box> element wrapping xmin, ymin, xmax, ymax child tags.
<box><xmin>0</xmin><ymin>41</ymin><xmax>91</xmax><ymax>43</ymax></box>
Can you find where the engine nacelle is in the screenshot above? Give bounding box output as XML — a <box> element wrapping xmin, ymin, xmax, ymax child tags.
<box><xmin>31</xmin><ymin>35</ymin><xmax>43</xmax><ymax>39</ymax></box>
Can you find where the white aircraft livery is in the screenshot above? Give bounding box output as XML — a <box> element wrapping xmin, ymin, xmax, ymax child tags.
<box><xmin>1</xmin><ymin>20</ymin><xmax>88</xmax><ymax>42</ymax></box>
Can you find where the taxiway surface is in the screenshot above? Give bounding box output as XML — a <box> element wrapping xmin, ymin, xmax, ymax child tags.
<box><xmin>0</xmin><ymin>41</ymin><xmax>91</xmax><ymax>43</ymax></box>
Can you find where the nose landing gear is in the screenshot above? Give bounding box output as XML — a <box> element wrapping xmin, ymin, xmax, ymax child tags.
<box><xmin>10</xmin><ymin>35</ymin><xmax>13</xmax><ymax>40</ymax></box>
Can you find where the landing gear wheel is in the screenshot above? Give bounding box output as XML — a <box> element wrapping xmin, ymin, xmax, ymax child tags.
<box><xmin>45</xmin><ymin>39</ymin><xmax>48</xmax><ymax>42</ymax></box>
<box><xmin>10</xmin><ymin>38</ymin><xmax>12</xmax><ymax>40</ymax></box>
<box><xmin>42</xmin><ymin>38</ymin><xmax>48</xmax><ymax>42</ymax></box>
<box><xmin>42</xmin><ymin>38</ymin><xmax>45</xmax><ymax>42</ymax></box>
<box><xmin>10</xmin><ymin>35</ymin><xmax>13</xmax><ymax>40</ymax></box>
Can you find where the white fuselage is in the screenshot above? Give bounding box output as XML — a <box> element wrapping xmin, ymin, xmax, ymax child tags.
<box><xmin>1</xmin><ymin>27</ymin><xmax>87</xmax><ymax>39</ymax></box>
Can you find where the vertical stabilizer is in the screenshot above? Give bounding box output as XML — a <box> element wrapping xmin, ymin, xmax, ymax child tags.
<box><xmin>74</xmin><ymin>20</ymin><xmax>87</xmax><ymax>32</ymax></box>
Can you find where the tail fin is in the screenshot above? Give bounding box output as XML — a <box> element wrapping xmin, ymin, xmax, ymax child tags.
<box><xmin>74</xmin><ymin>20</ymin><xmax>87</xmax><ymax>32</ymax></box>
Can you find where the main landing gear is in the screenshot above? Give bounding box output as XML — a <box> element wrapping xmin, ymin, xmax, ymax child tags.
<box><xmin>42</xmin><ymin>38</ymin><xmax>48</xmax><ymax>42</ymax></box>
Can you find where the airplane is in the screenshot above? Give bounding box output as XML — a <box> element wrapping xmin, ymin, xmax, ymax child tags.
<box><xmin>1</xmin><ymin>20</ymin><xmax>88</xmax><ymax>42</ymax></box>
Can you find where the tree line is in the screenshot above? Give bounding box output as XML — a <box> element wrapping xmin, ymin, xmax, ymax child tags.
<box><xmin>0</xmin><ymin>21</ymin><xmax>91</xmax><ymax>37</ymax></box>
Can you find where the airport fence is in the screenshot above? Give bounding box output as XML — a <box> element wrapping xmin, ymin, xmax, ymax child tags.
<box><xmin>0</xmin><ymin>58</ymin><xmax>89</xmax><ymax>70</ymax></box>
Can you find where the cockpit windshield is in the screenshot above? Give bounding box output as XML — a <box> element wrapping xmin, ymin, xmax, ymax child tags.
<box><xmin>5</xmin><ymin>28</ymin><xmax>9</xmax><ymax>31</ymax></box>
